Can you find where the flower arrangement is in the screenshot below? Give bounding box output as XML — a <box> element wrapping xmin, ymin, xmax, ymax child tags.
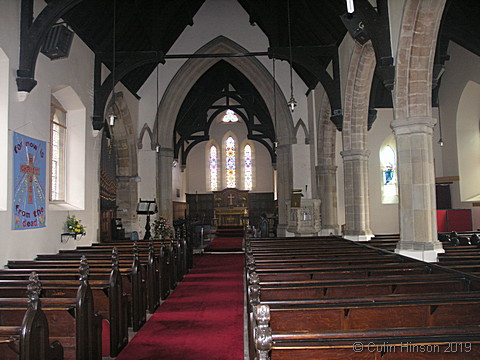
<box><xmin>152</xmin><ymin>216</ymin><xmax>173</xmax><ymax>239</ymax></box>
<box><xmin>66</xmin><ymin>215</ymin><xmax>86</xmax><ymax>235</ymax></box>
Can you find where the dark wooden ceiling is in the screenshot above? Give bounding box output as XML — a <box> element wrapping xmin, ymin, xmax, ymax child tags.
<box><xmin>44</xmin><ymin>0</ymin><xmax>480</xmax><ymax>103</ymax></box>
<box><xmin>48</xmin><ymin>0</ymin><xmax>480</xmax><ymax>159</ymax></box>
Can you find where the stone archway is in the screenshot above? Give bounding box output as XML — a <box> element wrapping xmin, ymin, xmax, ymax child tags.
<box><xmin>153</xmin><ymin>36</ymin><xmax>295</xmax><ymax>233</ymax></box>
<box><xmin>316</xmin><ymin>93</ymin><xmax>341</xmax><ymax>235</ymax></box>
<box><xmin>341</xmin><ymin>42</ymin><xmax>376</xmax><ymax>241</ymax></box>
<box><xmin>109</xmin><ymin>92</ymin><xmax>139</xmax><ymax>235</ymax></box>
<box><xmin>392</xmin><ymin>0</ymin><xmax>447</xmax><ymax>261</ymax></box>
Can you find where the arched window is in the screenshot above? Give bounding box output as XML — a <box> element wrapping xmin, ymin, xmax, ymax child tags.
<box><xmin>380</xmin><ymin>144</ymin><xmax>398</xmax><ymax>204</ymax></box>
<box><xmin>244</xmin><ymin>144</ymin><xmax>252</xmax><ymax>190</ymax></box>
<box><xmin>50</xmin><ymin>96</ymin><xmax>67</xmax><ymax>201</ymax></box>
<box><xmin>225</xmin><ymin>136</ymin><xmax>236</xmax><ymax>188</ymax></box>
<box><xmin>0</xmin><ymin>48</ymin><xmax>8</xmax><ymax>210</ymax></box>
<box><xmin>209</xmin><ymin>145</ymin><xmax>218</xmax><ymax>191</ymax></box>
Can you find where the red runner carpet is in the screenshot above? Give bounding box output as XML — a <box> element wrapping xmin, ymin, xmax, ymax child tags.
<box><xmin>204</xmin><ymin>236</ymin><xmax>244</xmax><ymax>252</ymax></box>
<box><xmin>116</xmin><ymin>253</ymin><xmax>245</xmax><ymax>360</ymax></box>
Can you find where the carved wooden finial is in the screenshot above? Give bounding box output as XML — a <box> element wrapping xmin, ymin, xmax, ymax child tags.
<box><xmin>248</xmin><ymin>284</ymin><xmax>261</xmax><ymax>307</ymax></box>
<box><xmin>27</xmin><ymin>272</ymin><xmax>41</xmax><ymax>306</ymax></box>
<box><xmin>79</xmin><ymin>255</ymin><xmax>89</xmax><ymax>282</ymax></box>
<box><xmin>254</xmin><ymin>305</ymin><xmax>272</xmax><ymax>360</ymax></box>
<box><xmin>133</xmin><ymin>241</ymin><xmax>139</xmax><ymax>256</ymax></box>
<box><xmin>249</xmin><ymin>271</ymin><xmax>260</xmax><ymax>285</ymax></box>
<box><xmin>112</xmin><ymin>247</ymin><xmax>119</xmax><ymax>268</ymax></box>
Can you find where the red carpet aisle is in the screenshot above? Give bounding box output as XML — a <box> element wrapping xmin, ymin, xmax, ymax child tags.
<box><xmin>116</xmin><ymin>253</ymin><xmax>245</xmax><ymax>360</ymax></box>
<box><xmin>204</xmin><ymin>236</ymin><xmax>244</xmax><ymax>252</ymax></box>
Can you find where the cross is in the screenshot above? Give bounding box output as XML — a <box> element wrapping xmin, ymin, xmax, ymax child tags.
<box><xmin>20</xmin><ymin>154</ymin><xmax>39</xmax><ymax>204</ymax></box>
<box><xmin>228</xmin><ymin>194</ymin><xmax>235</xmax><ymax>206</ymax></box>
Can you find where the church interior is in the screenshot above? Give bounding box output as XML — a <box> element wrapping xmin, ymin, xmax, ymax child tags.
<box><xmin>1</xmin><ymin>0</ymin><xmax>480</xmax><ymax>359</ymax></box>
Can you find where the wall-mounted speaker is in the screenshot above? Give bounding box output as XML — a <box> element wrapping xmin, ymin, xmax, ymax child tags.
<box><xmin>340</xmin><ymin>13</ymin><xmax>370</xmax><ymax>45</ymax></box>
<box><xmin>41</xmin><ymin>24</ymin><xmax>74</xmax><ymax>60</ymax></box>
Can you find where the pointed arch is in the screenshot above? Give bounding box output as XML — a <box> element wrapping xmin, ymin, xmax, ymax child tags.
<box><xmin>206</xmin><ymin>140</ymin><xmax>220</xmax><ymax>192</ymax></box>
<box><xmin>106</xmin><ymin>92</ymin><xmax>139</xmax><ymax>232</ymax></box>
<box><xmin>241</xmin><ymin>140</ymin><xmax>255</xmax><ymax>190</ymax></box>
<box><xmin>153</xmin><ymin>36</ymin><xmax>294</xmax><ymax>233</ymax></box>
<box><xmin>293</xmin><ymin>118</ymin><xmax>310</xmax><ymax>144</ymax></box>
<box><xmin>138</xmin><ymin>123</ymin><xmax>155</xmax><ymax>150</ymax></box>
<box><xmin>223</xmin><ymin>131</ymin><xmax>238</xmax><ymax>189</ymax></box>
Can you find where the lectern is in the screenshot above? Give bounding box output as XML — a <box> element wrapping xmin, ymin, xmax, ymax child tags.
<box><xmin>136</xmin><ymin>199</ymin><xmax>157</xmax><ymax>240</ymax></box>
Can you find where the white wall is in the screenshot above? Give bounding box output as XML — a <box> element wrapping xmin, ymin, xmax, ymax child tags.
<box><xmin>0</xmin><ymin>0</ymin><xmax>99</xmax><ymax>266</ymax></box>
<box><xmin>438</xmin><ymin>41</ymin><xmax>480</xmax><ymax>230</ymax></box>
<box><xmin>367</xmin><ymin>109</ymin><xmax>399</xmax><ymax>234</ymax></box>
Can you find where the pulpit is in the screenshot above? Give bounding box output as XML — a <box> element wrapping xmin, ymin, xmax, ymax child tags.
<box><xmin>213</xmin><ymin>188</ymin><xmax>249</xmax><ymax>227</ymax></box>
<box><xmin>286</xmin><ymin>198</ymin><xmax>321</xmax><ymax>236</ymax></box>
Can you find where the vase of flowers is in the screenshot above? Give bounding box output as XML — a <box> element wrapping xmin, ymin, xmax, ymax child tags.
<box><xmin>151</xmin><ymin>216</ymin><xmax>173</xmax><ymax>239</ymax></box>
<box><xmin>65</xmin><ymin>215</ymin><xmax>86</xmax><ymax>237</ymax></box>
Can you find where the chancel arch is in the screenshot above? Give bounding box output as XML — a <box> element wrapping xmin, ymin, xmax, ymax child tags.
<box><xmin>154</xmin><ymin>36</ymin><xmax>294</xmax><ymax>233</ymax></box>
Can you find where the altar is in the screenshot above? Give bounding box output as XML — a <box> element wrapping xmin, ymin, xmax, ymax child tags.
<box><xmin>213</xmin><ymin>188</ymin><xmax>249</xmax><ymax>227</ymax></box>
<box><xmin>215</xmin><ymin>207</ymin><xmax>247</xmax><ymax>227</ymax></box>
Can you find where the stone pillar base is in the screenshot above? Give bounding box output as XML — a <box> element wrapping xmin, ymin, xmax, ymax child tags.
<box><xmin>343</xmin><ymin>233</ymin><xmax>373</xmax><ymax>241</ymax></box>
<box><xmin>277</xmin><ymin>223</ymin><xmax>287</xmax><ymax>237</ymax></box>
<box><xmin>395</xmin><ymin>248</ymin><xmax>445</xmax><ymax>263</ymax></box>
<box><xmin>319</xmin><ymin>226</ymin><xmax>341</xmax><ymax>236</ymax></box>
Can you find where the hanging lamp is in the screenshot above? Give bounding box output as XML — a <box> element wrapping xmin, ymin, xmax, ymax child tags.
<box><xmin>286</xmin><ymin>0</ymin><xmax>296</xmax><ymax>112</ymax></box>
<box><xmin>272</xmin><ymin>57</ymin><xmax>279</xmax><ymax>150</ymax></box>
<box><xmin>437</xmin><ymin>100</ymin><xmax>444</xmax><ymax>147</ymax></box>
<box><xmin>346</xmin><ymin>0</ymin><xmax>355</xmax><ymax>13</ymax></box>
<box><xmin>108</xmin><ymin>0</ymin><xmax>117</xmax><ymax>127</ymax></box>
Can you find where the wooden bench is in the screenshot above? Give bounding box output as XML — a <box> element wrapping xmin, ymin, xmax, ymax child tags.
<box><xmin>0</xmin><ymin>275</ymin><xmax>64</xmax><ymax>360</ymax></box>
<box><xmin>6</xmin><ymin>246</ymin><xmax>144</xmax><ymax>335</ymax></box>
<box><xmin>252</xmin><ymin>304</ymin><xmax>480</xmax><ymax>360</ymax></box>
<box><xmin>2</xmin><ymin>249</ymin><xmax>128</xmax><ymax>357</ymax></box>
<box><xmin>0</xmin><ymin>262</ymin><xmax>101</xmax><ymax>360</ymax></box>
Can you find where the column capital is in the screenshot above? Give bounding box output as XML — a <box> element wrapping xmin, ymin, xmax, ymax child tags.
<box><xmin>316</xmin><ymin>165</ymin><xmax>338</xmax><ymax>174</ymax></box>
<box><xmin>390</xmin><ymin>116</ymin><xmax>437</xmax><ymax>136</ymax></box>
<box><xmin>157</xmin><ymin>147</ymin><xmax>174</xmax><ymax>157</ymax></box>
<box><xmin>340</xmin><ymin>149</ymin><xmax>370</xmax><ymax>160</ymax></box>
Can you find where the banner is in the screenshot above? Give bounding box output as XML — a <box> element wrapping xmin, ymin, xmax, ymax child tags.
<box><xmin>12</xmin><ymin>132</ymin><xmax>47</xmax><ymax>230</ymax></box>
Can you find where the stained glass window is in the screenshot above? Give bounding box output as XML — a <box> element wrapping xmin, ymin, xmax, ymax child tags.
<box><xmin>226</xmin><ymin>136</ymin><xmax>236</xmax><ymax>188</ymax></box>
<box><xmin>244</xmin><ymin>144</ymin><xmax>252</xmax><ymax>190</ymax></box>
<box><xmin>380</xmin><ymin>145</ymin><xmax>398</xmax><ymax>204</ymax></box>
<box><xmin>209</xmin><ymin>145</ymin><xmax>218</xmax><ymax>191</ymax></box>
<box><xmin>222</xmin><ymin>109</ymin><xmax>239</xmax><ymax>123</ymax></box>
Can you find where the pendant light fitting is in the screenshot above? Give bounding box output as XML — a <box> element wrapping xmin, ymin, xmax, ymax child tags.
<box><xmin>108</xmin><ymin>0</ymin><xmax>117</xmax><ymax>127</ymax></box>
<box><xmin>287</xmin><ymin>0</ymin><xmax>296</xmax><ymax>112</ymax></box>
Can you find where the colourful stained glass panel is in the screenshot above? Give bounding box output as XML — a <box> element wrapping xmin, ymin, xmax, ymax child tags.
<box><xmin>244</xmin><ymin>144</ymin><xmax>252</xmax><ymax>190</ymax></box>
<box><xmin>209</xmin><ymin>145</ymin><xmax>218</xmax><ymax>191</ymax></box>
<box><xmin>222</xmin><ymin>109</ymin><xmax>239</xmax><ymax>123</ymax></box>
<box><xmin>226</xmin><ymin>136</ymin><xmax>236</xmax><ymax>188</ymax></box>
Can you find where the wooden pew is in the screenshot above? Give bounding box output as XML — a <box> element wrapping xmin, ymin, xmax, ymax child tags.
<box><xmin>246</xmin><ymin>235</ymin><xmax>480</xmax><ymax>359</ymax></box>
<box><xmin>0</xmin><ymin>275</ymin><xmax>64</xmax><ymax>360</ymax></box>
<box><xmin>3</xmin><ymin>249</ymin><xmax>128</xmax><ymax>358</ymax></box>
<box><xmin>0</xmin><ymin>262</ymin><xmax>101</xmax><ymax>360</ymax></box>
<box><xmin>7</xmin><ymin>246</ymin><xmax>144</xmax><ymax>335</ymax></box>
<box><xmin>56</xmin><ymin>240</ymin><xmax>172</xmax><ymax>303</ymax></box>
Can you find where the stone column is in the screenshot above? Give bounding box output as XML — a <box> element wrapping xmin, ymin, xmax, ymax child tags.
<box><xmin>156</xmin><ymin>147</ymin><xmax>173</xmax><ymax>222</ymax></box>
<box><xmin>340</xmin><ymin>149</ymin><xmax>373</xmax><ymax>241</ymax></box>
<box><xmin>316</xmin><ymin>165</ymin><xmax>340</xmax><ymax>235</ymax></box>
<box><xmin>275</xmin><ymin>143</ymin><xmax>293</xmax><ymax>237</ymax></box>
<box><xmin>391</xmin><ymin>117</ymin><xmax>444</xmax><ymax>262</ymax></box>
<box><xmin>116</xmin><ymin>178</ymin><xmax>138</xmax><ymax>233</ymax></box>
